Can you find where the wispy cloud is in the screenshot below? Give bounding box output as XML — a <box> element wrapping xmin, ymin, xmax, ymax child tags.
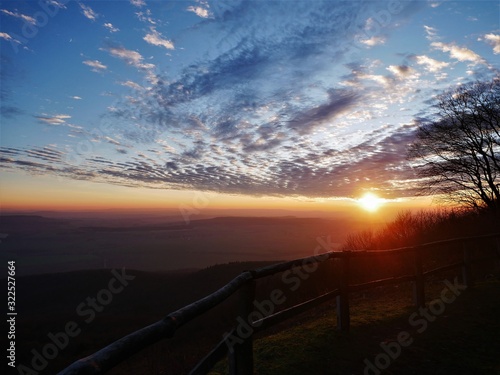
<box><xmin>423</xmin><ymin>25</ymin><xmax>438</xmax><ymax>41</ymax></box>
<box><xmin>143</xmin><ymin>28</ymin><xmax>174</xmax><ymax>50</ymax></box>
<box><xmin>360</xmin><ymin>36</ymin><xmax>386</xmax><ymax>47</ymax></box>
<box><xmin>187</xmin><ymin>6</ymin><xmax>210</xmax><ymax>19</ymax></box>
<box><xmin>414</xmin><ymin>55</ymin><xmax>449</xmax><ymax>72</ymax></box>
<box><xmin>431</xmin><ymin>41</ymin><xmax>486</xmax><ymax>65</ymax></box>
<box><xmin>0</xmin><ymin>9</ymin><xmax>35</xmax><ymax>24</ymax></box>
<box><xmin>135</xmin><ymin>9</ymin><xmax>156</xmax><ymax>25</ymax></box>
<box><xmin>120</xmin><ymin>80</ymin><xmax>143</xmax><ymax>90</ymax></box>
<box><xmin>70</xmin><ymin>96</ymin><xmax>82</xmax><ymax>100</ymax></box>
<box><xmin>35</xmin><ymin>114</ymin><xmax>71</xmax><ymax>125</ymax></box>
<box><xmin>103</xmin><ymin>22</ymin><xmax>119</xmax><ymax>33</ymax></box>
<box><xmin>1</xmin><ymin>106</ymin><xmax>24</xmax><ymax>118</ymax></box>
<box><xmin>103</xmin><ymin>45</ymin><xmax>155</xmax><ymax>70</ymax></box>
<box><xmin>79</xmin><ymin>3</ymin><xmax>98</xmax><ymax>21</ymax></box>
<box><xmin>0</xmin><ymin>32</ymin><xmax>21</xmax><ymax>44</ymax></box>
<box><xmin>49</xmin><ymin>0</ymin><xmax>67</xmax><ymax>8</ymax></box>
<box><xmin>387</xmin><ymin>65</ymin><xmax>418</xmax><ymax>79</ymax></box>
<box><xmin>287</xmin><ymin>89</ymin><xmax>360</xmax><ymax>135</ymax></box>
<box><xmin>130</xmin><ymin>0</ymin><xmax>145</xmax><ymax>7</ymax></box>
<box><xmin>104</xmin><ymin>136</ymin><xmax>121</xmax><ymax>146</ymax></box>
<box><xmin>82</xmin><ymin>59</ymin><xmax>107</xmax><ymax>72</ymax></box>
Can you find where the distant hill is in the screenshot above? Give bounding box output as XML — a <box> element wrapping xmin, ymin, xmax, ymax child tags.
<box><xmin>0</xmin><ymin>215</ymin><xmax>72</xmax><ymax>233</ymax></box>
<box><xmin>0</xmin><ymin>214</ymin><xmax>371</xmax><ymax>276</ymax></box>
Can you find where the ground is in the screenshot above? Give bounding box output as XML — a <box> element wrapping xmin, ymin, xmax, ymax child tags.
<box><xmin>211</xmin><ymin>279</ymin><xmax>500</xmax><ymax>375</ymax></box>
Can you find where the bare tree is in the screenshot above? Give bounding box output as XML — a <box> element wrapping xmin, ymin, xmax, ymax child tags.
<box><xmin>408</xmin><ymin>78</ymin><xmax>500</xmax><ymax>212</ymax></box>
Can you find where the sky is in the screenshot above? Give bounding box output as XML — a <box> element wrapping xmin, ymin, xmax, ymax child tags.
<box><xmin>0</xmin><ymin>0</ymin><xmax>499</xmax><ymax>213</ymax></box>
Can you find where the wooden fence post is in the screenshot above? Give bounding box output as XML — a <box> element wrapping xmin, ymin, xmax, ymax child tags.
<box><xmin>229</xmin><ymin>279</ymin><xmax>256</xmax><ymax>375</ymax></box>
<box><xmin>462</xmin><ymin>242</ymin><xmax>473</xmax><ymax>288</ymax></box>
<box><xmin>336</xmin><ymin>253</ymin><xmax>350</xmax><ymax>331</ymax></box>
<box><xmin>413</xmin><ymin>248</ymin><xmax>425</xmax><ymax>308</ymax></box>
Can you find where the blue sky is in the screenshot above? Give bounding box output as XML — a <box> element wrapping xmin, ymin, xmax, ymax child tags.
<box><xmin>0</xmin><ymin>0</ymin><xmax>499</xmax><ymax>206</ymax></box>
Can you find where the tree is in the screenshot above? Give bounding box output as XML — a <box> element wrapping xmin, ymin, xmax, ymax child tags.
<box><xmin>408</xmin><ymin>78</ymin><xmax>500</xmax><ymax>212</ymax></box>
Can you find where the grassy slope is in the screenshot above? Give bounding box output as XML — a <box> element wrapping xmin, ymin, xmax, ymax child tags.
<box><xmin>211</xmin><ymin>280</ymin><xmax>500</xmax><ymax>375</ymax></box>
<box><xmin>10</xmin><ymin>261</ymin><xmax>500</xmax><ymax>374</ymax></box>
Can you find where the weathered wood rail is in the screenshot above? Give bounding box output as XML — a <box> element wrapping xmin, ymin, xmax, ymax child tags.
<box><xmin>58</xmin><ymin>233</ymin><xmax>500</xmax><ymax>375</ymax></box>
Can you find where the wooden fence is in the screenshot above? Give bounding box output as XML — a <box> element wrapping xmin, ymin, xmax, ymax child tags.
<box><xmin>58</xmin><ymin>233</ymin><xmax>500</xmax><ymax>375</ymax></box>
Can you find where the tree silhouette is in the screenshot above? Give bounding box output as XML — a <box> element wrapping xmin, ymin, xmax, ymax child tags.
<box><xmin>408</xmin><ymin>78</ymin><xmax>500</xmax><ymax>212</ymax></box>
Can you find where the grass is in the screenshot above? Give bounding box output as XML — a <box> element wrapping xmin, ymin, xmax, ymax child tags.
<box><xmin>210</xmin><ymin>279</ymin><xmax>500</xmax><ymax>375</ymax></box>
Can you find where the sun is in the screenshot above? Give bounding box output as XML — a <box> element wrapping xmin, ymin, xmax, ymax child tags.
<box><xmin>358</xmin><ymin>192</ymin><xmax>384</xmax><ymax>212</ymax></box>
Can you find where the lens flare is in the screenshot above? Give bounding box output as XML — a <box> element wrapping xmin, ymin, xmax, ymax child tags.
<box><xmin>358</xmin><ymin>192</ymin><xmax>384</xmax><ymax>212</ymax></box>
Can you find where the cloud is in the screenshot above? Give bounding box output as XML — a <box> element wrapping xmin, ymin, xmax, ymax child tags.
<box><xmin>103</xmin><ymin>45</ymin><xmax>155</xmax><ymax>70</ymax></box>
<box><xmin>143</xmin><ymin>28</ymin><xmax>174</xmax><ymax>50</ymax></box>
<box><xmin>482</xmin><ymin>33</ymin><xmax>500</xmax><ymax>54</ymax></box>
<box><xmin>25</xmin><ymin>147</ymin><xmax>66</xmax><ymax>162</ymax></box>
<box><xmin>104</xmin><ymin>22</ymin><xmax>119</xmax><ymax>33</ymax></box>
<box><xmin>0</xmin><ymin>32</ymin><xmax>21</xmax><ymax>44</ymax></box>
<box><xmin>342</xmin><ymin>64</ymin><xmax>392</xmax><ymax>88</ymax></box>
<box><xmin>414</xmin><ymin>55</ymin><xmax>449</xmax><ymax>72</ymax></box>
<box><xmin>120</xmin><ymin>80</ymin><xmax>143</xmax><ymax>90</ymax></box>
<box><xmin>360</xmin><ymin>36</ymin><xmax>386</xmax><ymax>47</ymax></box>
<box><xmin>1</xmin><ymin>1</ymin><xmax>433</xmax><ymax>199</ymax></box>
<box><xmin>135</xmin><ymin>9</ymin><xmax>156</xmax><ymax>25</ymax></box>
<box><xmin>423</xmin><ymin>25</ymin><xmax>438</xmax><ymax>41</ymax></box>
<box><xmin>287</xmin><ymin>89</ymin><xmax>360</xmax><ymax>135</ymax></box>
<box><xmin>387</xmin><ymin>65</ymin><xmax>417</xmax><ymax>78</ymax></box>
<box><xmin>48</xmin><ymin>0</ymin><xmax>67</xmax><ymax>8</ymax></box>
<box><xmin>79</xmin><ymin>3</ymin><xmax>98</xmax><ymax>21</ymax></box>
<box><xmin>431</xmin><ymin>41</ymin><xmax>486</xmax><ymax>65</ymax></box>
<box><xmin>0</xmin><ymin>123</ymin><xmax>419</xmax><ymax>198</ymax></box>
<box><xmin>130</xmin><ymin>0</ymin><xmax>145</xmax><ymax>7</ymax></box>
<box><xmin>70</xmin><ymin>96</ymin><xmax>82</xmax><ymax>100</ymax></box>
<box><xmin>187</xmin><ymin>6</ymin><xmax>210</xmax><ymax>18</ymax></box>
<box><xmin>82</xmin><ymin>59</ymin><xmax>107</xmax><ymax>72</ymax></box>
<box><xmin>104</xmin><ymin>136</ymin><xmax>121</xmax><ymax>146</ymax></box>
<box><xmin>1</xmin><ymin>105</ymin><xmax>24</xmax><ymax>118</ymax></box>
<box><xmin>0</xmin><ymin>9</ymin><xmax>35</xmax><ymax>24</ymax></box>
<box><xmin>35</xmin><ymin>114</ymin><xmax>71</xmax><ymax>125</ymax></box>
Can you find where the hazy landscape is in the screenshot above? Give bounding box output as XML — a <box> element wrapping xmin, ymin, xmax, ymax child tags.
<box><xmin>0</xmin><ymin>211</ymin><xmax>378</xmax><ymax>276</ymax></box>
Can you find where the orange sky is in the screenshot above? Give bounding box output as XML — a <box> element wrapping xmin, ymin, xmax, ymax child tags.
<box><xmin>0</xmin><ymin>171</ymin><xmax>433</xmax><ymax>217</ymax></box>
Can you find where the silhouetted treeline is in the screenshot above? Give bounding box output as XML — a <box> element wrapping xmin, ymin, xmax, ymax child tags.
<box><xmin>342</xmin><ymin>208</ymin><xmax>499</xmax><ymax>251</ymax></box>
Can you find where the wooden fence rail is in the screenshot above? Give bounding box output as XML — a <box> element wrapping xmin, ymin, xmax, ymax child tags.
<box><xmin>58</xmin><ymin>233</ymin><xmax>500</xmax><ymax>375</ymax></box>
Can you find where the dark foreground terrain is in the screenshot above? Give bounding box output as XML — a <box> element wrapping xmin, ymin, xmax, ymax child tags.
<box><xmin>7</xmin><ymin>258</ymin><xmax>500</xmax><ymax>375</ymax></box>
<box><xmin>3</xmin><ymin>212</ymin><xmax>499</xmax><ymax>374</ymax></box>
<box><xmin>215</xmin><ymin>279</ymin><xmax>500</xmax><ymax>375</ymax></box>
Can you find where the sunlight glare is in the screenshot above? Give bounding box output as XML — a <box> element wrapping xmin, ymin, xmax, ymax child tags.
<box><xmin>358</xmin><ymin>192</ymin><xmax>384</xmax><ymax>212</ymax></box>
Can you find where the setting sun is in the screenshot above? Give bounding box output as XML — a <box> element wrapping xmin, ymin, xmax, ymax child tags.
<box><xmin>358</xmin><ymin>192</ymin><xmax>384</xmax><ymax>212</ymax></box>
